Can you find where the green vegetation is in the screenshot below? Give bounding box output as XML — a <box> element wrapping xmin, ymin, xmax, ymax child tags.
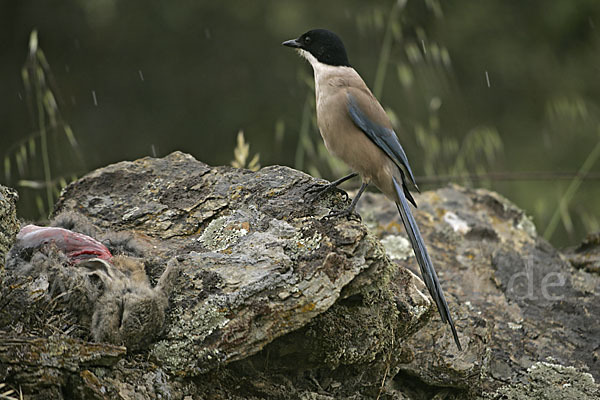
<box><xmin>4</xmin><ymin>30</ymin><xmax>83</xmax><ymax>221</ymax></box>
<box><xmin>1</xmin><ymin>1</ymin><xmax>599</xmax><ymax>247</ymax></box>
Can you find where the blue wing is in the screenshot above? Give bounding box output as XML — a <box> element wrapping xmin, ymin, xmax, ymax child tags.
<box><xmin>347</xmin><ymin>92</ymin><xmax>418</xmax><ymax>190</ymax></box>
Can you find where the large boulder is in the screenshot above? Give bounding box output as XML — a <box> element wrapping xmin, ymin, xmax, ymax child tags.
<box><xmin>0</xmin><ymin>152</ymin><xmax>429</xmax><ymax>398</ymax></box>
<box><xmin>356</xmin><ymin>187</ymin><xmax>599</xmax><ymax>398</ymax></box>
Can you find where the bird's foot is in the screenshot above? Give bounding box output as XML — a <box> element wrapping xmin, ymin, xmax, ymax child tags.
<box><xmin>304</xmin><ymin>181</ymin><xmax>349</xmax><ymax>203</ymax></box>
<box><xmin>324</xmin><ymin>206</ymin><xmax>361</xmax><ymax>221</ymax></box>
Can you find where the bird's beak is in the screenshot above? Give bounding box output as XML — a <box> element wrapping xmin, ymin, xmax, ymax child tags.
<box><xmin>282</xmin><ymin>38</ymin><xmax>302</xmax><ymax>48</ymax></box>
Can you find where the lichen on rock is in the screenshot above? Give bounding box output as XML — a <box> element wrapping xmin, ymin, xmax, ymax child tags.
<box><xmin>0</xmin><ymin>185</ymin><xmax>19</xmax><ymax>269</ymax></box>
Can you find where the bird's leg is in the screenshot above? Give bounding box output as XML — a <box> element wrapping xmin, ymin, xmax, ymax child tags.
<box><xmin>325</xmin><ymin>181</ymin><xmax>368</xmax><ymax>220</ymax></box>
<box><xmin>305</xmin><ymin>172</ymin><xmax>358</xmax><ymax>203</ymax></box>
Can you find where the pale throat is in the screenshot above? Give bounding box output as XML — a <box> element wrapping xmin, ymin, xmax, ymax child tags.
<box><xmin>297</xmin><ymin>49</ymin><xmax>353</xmax><ymax>104</ymax></box>
<box><xmin>297</xmin><ymin>49</ymin><xmax>338</xmax><ymax>77</ymax></box>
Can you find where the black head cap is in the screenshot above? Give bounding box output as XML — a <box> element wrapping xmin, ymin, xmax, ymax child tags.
<box><xmin>282</xmin><ymin>29</ymin><xmax>350</xmax><ymax>67</ymax></box>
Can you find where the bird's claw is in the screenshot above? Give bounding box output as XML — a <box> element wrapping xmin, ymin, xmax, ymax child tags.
<box><xmin>323</xmin><ymin>207</ymin><xmax>361</xmax><ymax>221</ymax></box>
<box><xmin>304</xmin><ymin>182</ymin><xmax>349</xmax><ymax>203</ymax></box>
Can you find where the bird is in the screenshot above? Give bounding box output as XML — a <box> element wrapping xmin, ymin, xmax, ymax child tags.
<box><xmin>283</xmin><ymin>29</ymin><xmax>462</xmax><ymax>351</ymax></box>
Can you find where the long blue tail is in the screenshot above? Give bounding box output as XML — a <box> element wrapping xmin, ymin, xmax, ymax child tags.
<box><xmin>393</xmin><ymin>176</ymin><xmax>462</xmax><ymax>351</ymax></box>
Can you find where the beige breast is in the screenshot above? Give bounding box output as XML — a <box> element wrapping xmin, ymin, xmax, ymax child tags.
<box><xmin>312</xmin><ymin>65</ymin><xmax>401</xmax><ymax>201</ymax></box>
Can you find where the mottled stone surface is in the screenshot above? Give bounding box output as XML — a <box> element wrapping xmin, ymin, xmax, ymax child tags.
<box><xmin>0</xmin><ymin>185</ymin><xmax>19</xmax><ymax>269</ymax></box>
<box><xmin>564</xmin><ymin>231</ymin><xmax>600</xmax><ymax>274</ymax></box>
<box><xmin>0</xmin><ymin>336</ymin><xmax>125</xmax><ymax>399</ymax></box>
<box><xmin>357</xmin><ymin>186</ymin><xmax>600</xmax><ymax>398</ymax></box>
<box><xmin>482</xmin><ymin>361</ymin><xmax>598</xmax><ymax>400</ymax></box>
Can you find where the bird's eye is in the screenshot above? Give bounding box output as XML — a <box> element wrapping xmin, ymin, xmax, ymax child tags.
<box><xmin>304</xmin><ymin>36</ymin><xmax>311</xmax><ymax>44</ymax></box>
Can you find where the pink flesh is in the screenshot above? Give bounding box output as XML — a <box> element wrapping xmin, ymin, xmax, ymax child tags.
<box><xmin>17</xmin><ymin>225</ymin><xmax>112</xmax><ymax>262</ymax></box>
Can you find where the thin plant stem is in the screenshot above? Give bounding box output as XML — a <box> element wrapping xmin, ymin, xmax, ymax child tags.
<box><xmin>35</xmin><ymin>68</ymin><xmax>53</xmax><ymax>215</ymax></box>
<box><xmin>295</xmin><ymin>94</ymin><xmax>312</xmax><ymax>171</ymax></box>
<box><xmin>372</xmin><ymin>1</ymin><xmax>403</xmax><ymax>99</ymax></box>
<box><xmin>543</xmin><ymin>134</ymin><xmax>600</xmax><ymax>241</ymax></box>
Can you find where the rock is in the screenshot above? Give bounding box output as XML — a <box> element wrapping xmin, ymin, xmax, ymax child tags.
<box><xmin>563</xmin><ymin>231</ymin><xmax>600</xmax><ymax>274</ymax></box>
<box><xmin>1</xmin><ymin>152</ymin><xmax>598</xmax><ymax>399</ymax></box>
<box><xmin>0</xmin><ymin>336</ymin><xmax>125</xmax><ymax>398</ymax></box>
<box><xmin>51</xmin><ymin>152</ymin><xmax>429</xmax><ymax>377</ymax></box>
<box><xmin>357</xmin><ymin>186</ymin><xmax>600</xmax><ymax>398</ymax></box>
<box><xmin>0</xmin><ymin>152</ymin><xmax>429</xmax><ymax>398</ymax></box>
<box><xmin>482</xmin><ymin>361</ymin><xmax>598</xmax><ymax>400</ymax></box>
<box><xmin>0</xmin><ymin>185</ymin><xmax>19</xmax><ymax>269</ymax></box>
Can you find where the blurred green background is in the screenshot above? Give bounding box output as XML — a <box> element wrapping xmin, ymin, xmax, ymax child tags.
<box><xmin>2</xmin><ymin>0</ymin><xmax>600</xmax><ymax>248</ymax></box>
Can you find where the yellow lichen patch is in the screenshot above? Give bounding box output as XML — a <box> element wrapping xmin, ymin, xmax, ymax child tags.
<box><xmin>80</xmin><ymin>369</ymin><xmax>102</xmax><ymax>390</ymax></box>
<box><xmin>301</xmin><ymin>302</ymin><xmax>316</xmax><ymax>312</ymax></box>
<box><xmin>436</xmin><ymin>208</ymin><xmax>447</xmax><ymax>218</ymax></box>
<box><xmin>382</xmin><ymin>220</ymin><xmax>403</xmax><ymax>234</ymax></box>
<box><xmin>224</xmin><ymin>221</ymin><xmax>250</xmax><ymax>235</ymax></box>
<box><xmin>278</xmin><ymin>309</ymin><xmax>294</xmax><ymax>321</ymax></box>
